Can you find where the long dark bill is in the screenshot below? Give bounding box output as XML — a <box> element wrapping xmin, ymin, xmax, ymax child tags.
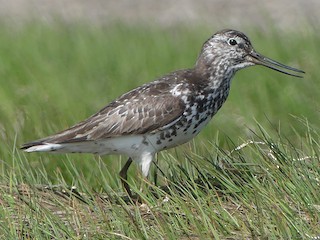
<box><xmin>249</xmin><ymin>51</ymin><xmax>305</xmax><ymax>78</ymax></box>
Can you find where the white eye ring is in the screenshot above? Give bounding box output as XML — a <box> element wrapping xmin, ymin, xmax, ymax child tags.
<box><xmin>228</xmin><ymin>38</ymin><xmax>238</xmax><ymax>46</ymax></box>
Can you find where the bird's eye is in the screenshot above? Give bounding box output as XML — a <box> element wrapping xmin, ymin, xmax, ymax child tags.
<box><xmin>228</xmin><ymin>38</ymin><xmax>237</xmax><ymax>46</ymax></box>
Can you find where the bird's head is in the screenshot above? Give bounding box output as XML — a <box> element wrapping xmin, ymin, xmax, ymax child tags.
<box><xmin>196</xmin><ymin>29</ymin><xmax>304</xmax><ymax>78</ymax></box>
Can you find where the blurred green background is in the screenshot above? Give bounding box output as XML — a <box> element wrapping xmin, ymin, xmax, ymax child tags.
<box><xmin>0</xmin><ymin>21</ymin><xmax>317</xmax><ymax>185</ymax></box>
<box><xmin>0</xmin><ymin>1</ymin><xmax>319</xmax><ymax>238</ymax></box>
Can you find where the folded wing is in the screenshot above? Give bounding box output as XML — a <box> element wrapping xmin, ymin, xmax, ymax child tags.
<box><xmin>21</xmin><ymin>80</ymin><xmax>186</xmax><ymax>149</ymax></box>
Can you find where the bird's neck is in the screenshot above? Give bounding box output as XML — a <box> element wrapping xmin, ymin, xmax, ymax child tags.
<box><xmin>194</xmin><ymin>55</ymin><xmax>235</xmax><ymax>90</ymax></box>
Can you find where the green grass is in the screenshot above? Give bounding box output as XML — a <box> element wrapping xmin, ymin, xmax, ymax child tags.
<box><xmin>0</xmin><ymin>22</ymin><xmax>319</xmax><ymax>239</ymax></box>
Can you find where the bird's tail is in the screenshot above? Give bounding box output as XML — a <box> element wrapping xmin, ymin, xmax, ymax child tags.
<box><xmin>21</xmin><ymin>142</ymin><xmax>64</xmax><ymax>152</ymax></box>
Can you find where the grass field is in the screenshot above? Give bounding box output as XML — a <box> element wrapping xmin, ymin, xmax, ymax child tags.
<box><xmin>0</xmin><ymin>22</ymin><xmax>319</xmax><ymax>239</ymax></box>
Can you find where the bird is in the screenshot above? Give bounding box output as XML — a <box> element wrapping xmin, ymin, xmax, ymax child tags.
<box><xmin>21</xmin><ymin>29</ymin><xmax>304</xmax><ymax>198</ymax></box>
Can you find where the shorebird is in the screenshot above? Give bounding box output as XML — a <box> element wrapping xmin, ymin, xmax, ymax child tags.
<box><xmin>21</xmin><ymin>29</ymin><xmax>304</xmax><ymax>198</ymax></box>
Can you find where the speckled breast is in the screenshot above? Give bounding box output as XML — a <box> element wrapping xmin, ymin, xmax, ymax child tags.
<box><xmin>147</xmin><ymin>90</ymin><xmax>228</xmax><ymax>151</ymax></box>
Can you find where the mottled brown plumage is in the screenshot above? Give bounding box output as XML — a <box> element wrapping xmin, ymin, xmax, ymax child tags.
<box><xmin>21</xmin><ymin>29</ymin><xmax>304</xmax><ymax>198</ymax></box>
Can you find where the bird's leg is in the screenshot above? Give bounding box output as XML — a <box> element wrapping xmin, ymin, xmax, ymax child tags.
<box><xmin>119</xmin><ymin>157</ymin><xmax>133</xmax><ymax>199</ymax></box>
<box><xmin>153</xmin><ymin>157</ymin><xmax>158</xmax><ymax>187</ymax></box>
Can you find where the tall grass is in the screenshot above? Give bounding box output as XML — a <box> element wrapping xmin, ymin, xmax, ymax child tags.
<box><xmin>0</xmin><ymin>22</ymin><xmax>319</xmax><ymax>239</ymax></box>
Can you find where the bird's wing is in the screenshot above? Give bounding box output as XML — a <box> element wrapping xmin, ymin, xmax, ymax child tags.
<box><xmin>22</xmin><ymin>80</ymin><xmax>186</xmax><ymax>147</ymax></box>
